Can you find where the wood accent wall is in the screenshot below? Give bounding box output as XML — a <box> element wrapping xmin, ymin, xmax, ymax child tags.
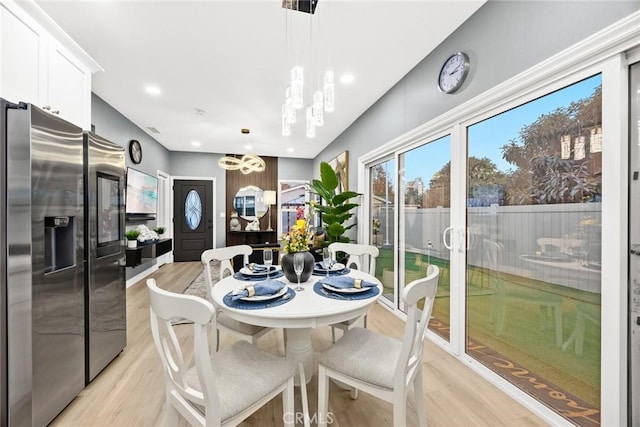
<box><xmin>225</xmin><ymin>155</ymin><xmax>278</xmax><ymax>239</ymax></box>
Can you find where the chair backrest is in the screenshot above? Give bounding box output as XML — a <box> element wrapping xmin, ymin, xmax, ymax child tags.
<box><xmin>147</xmin><ymin>278</ymin><xmax>222</xmax><ymax>426</ymax></box>
<box><xmin>201</xmin><ymin>245</ymin><xmax>252</xmax><ymax>302</ymax></box>
<box><xmin>328</xmin><ymin>242</ymin><xmax>379</xmax><ymax>276</ymax></box>
<box><xmin>394</xmin><ymin>265</ymin><xmax>439</xmax><ymax>393</ymax></box>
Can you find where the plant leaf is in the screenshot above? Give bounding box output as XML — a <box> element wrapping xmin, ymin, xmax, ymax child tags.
<box><xmin>320</xmin><ymin>162</ymin><xmax>339</xmax><ymax>191</ymax></box>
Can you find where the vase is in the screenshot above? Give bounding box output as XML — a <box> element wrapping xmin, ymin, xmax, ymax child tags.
<box><xmin>280</xmin><ymin>251</ymin><xmax>315</xmax><ymax>283</ymax></box>
<box><xmin>127</xmin><ymin>239</ymin><xmax>137</xmax><ymax>249</ymax></box>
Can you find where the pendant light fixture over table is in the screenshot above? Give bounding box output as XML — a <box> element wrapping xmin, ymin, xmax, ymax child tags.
<box><xmin>217</xmin><ymin>128</ymin><xmax>266</xmax><ymax>174</ymax></box>
<box><xmin>281</xmin><ymin>0</ymin><xmax>334</xmax><ymax>138</ymax></box>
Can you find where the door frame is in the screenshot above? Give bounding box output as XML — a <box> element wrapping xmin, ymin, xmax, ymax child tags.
<box><xmin>157</xmin><ymin>169</ymin><xmax>172</xmax><ymax>264</ymax></box>
<box><xmin>171</xmin><ymin>175</ymin><xmax>217</xmax><ymax>254</ymax></box>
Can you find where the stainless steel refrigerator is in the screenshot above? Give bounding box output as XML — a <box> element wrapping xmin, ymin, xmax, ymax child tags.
<box><xmin>83</xmin><ymin>131</ymin><xmax>126</xmax><ymax>384</ymax></box>
<box><xmin>1</xmin><ymin>99</ymin><xmax>85</xmax><ymax>427</ymax></box>
<box><xmin>630</xmin><ymin>61</ymin><xmax>640</xmax><ymax>427</ymax></box>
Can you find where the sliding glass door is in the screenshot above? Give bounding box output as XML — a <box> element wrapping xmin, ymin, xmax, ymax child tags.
<box><xmin>369</xmin><ymin>158</ymin><xmax>395</xmax><ymax>304</ymax></box>
<box><xmin>365</xmin><ymin>72</ymin><xmax>604</xmax><ymax>425</ymax></box>
<box><xmin>398</xmin><ymin>135</ymin><xmax>452</xmax><ymax>341</ymax></box>
<box><xmin>465</xmin><ymin>74</ymin><xmax>602</xmax><ymax>424</ymax></box>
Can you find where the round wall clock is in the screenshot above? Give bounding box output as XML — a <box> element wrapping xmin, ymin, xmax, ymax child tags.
<box><xmin>438</xmin><ymin>52</ymin><xmax>470</xmax><ymax>94</ymax></box>
<box><xmin>129</xmin><ymin>140</ymin><xmax>142</xmax><ymax>164</ymax></box>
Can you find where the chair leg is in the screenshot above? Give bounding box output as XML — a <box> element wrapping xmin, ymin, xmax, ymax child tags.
<box><xmin>414</xmin><ymin>367</ymin><xmax>427</xmax><ymax>427</ymax></box>
<box><xmin>350</xmin><ymin>387</ymin><xmax>358</xmax><ymax>400</ymax></box>
<box><xmin>393</xmin><ymin>394</ymin><xmax>407</xmax><ymax>427</ymax></box>
<box><xmin>282</xmin><ymin>376</ymin><xmax>295</xmax><ymax>427</ymax></box>
<box><xmin>363</xmin><ymin>314</ymin><xmax>368</xmax><ymax>329</ymax></box>
<box><xmin>318</xmin><ymin>366</ymin><xmax>330</xmax><ymax>427</ymax></box>
<box><xmin>215</xmin><ymin>331</ymin><xmax>220</xmax><ymax>352</ymax></box>
<box><xmin>331</xmin><ymin>326</ymin><xmax>336</xmax><ymax>343</ymax></box>
<box><xmin>298</xmin><ymin>363</ymin><xmax>310</xmax><ymax>427</ymax></box>
<box><xmin>165</xmin><ymin>400</ymin><xmax>179</xmax><ymax>426</ymax></box>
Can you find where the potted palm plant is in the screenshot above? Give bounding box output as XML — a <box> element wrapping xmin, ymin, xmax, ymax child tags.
<box><xmin>153</xmin><ymin>226</ymin><xmax>165</xmax><ymax>237</ymax></box>
<box><xmin>309</xmin><ymin>161</ymin><xmax>362</xmax><ymax>263</ymax></box>
<box><xmin>125</xmin><ymin>229</ymin><xmax>141</xmax><ymax>248</ymax></box>
<box><xmin>309</xmin><ymin>161</ymin><xmax>361</xmax><ymax>245</ymax></box>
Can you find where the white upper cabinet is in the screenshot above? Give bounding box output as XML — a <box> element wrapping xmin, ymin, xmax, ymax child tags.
<box><xmin>0</xmin><ymin>0</ymin><xmax>102</xmax><ymax>129</ymax></box>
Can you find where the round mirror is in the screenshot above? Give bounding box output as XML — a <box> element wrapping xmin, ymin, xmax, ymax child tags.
<box><xmin>233</xmin><ymin>185</ymin><xmax>268</xmax><ymax>221</ymax></box>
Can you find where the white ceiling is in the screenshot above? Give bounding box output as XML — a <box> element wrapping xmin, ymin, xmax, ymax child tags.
<box><xmin>36</xmin><ymin>0</ymin><xmax>484</xmax><ymax>159</ymax></box>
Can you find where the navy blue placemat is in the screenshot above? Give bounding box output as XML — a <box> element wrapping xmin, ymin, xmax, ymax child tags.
<box><xmin>233</xmin><ymin>270</ymin><xmax>284</xmax><ymax>281</ymax></box>
<box><xmin>313</xmin><ymin>282</ymin><xmax>380</xmax><ymax>300</ymax></box>
<box><xmin>223</xmin><ymin>286</ymin><xmax>295</xmax><ymax>310</ymax></box>
<box><xmin>312</xmin><ymin>267</ymin><xmax>350</xmax><ymax>277</ymax></box>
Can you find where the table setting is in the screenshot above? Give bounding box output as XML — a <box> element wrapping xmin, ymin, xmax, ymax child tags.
<box><xmin>313</xmin><ymin>275</ymin><xmax>380</xmax><ymax>301</ymax></box>
<box><xmin>223</xmin><ymin>275</ymin><xmax>295</xmax><ymax>310</ymax></box>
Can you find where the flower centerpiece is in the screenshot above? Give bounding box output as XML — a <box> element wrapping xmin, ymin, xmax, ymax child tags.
<box><xmin>280</xmin><ymin>206</ymin><xmax>316</xmax><ymax>282</ymax></box>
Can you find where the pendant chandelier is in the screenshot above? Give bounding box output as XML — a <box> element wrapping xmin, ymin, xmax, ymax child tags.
<box><xmin>218</xmin><ymin>154</ymin><xmax>265</xmax><ymax>174</ymax></box>
<box><xmin>281</xmin><ymin>0</ymin><xmax>334</xmax><ymax>138</ymax></box>
<box><xmin>218</xmin><ymin>129</ymin><xmax>266</xmax><ymax>174</ymax></box>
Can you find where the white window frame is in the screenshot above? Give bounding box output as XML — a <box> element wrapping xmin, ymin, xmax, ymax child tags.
<box><xmin>357</xmin><ymin>11</ymin><xmax>640</xmax><ymax>426</ymax></box>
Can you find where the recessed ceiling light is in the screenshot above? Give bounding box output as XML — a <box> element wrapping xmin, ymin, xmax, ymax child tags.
<box><xmin>145</xmin><ymin>85</ymin><xmax>162</xmax><ymax>96</ymax></box>
<box><xmin>191</xmin><ymin>141</ymin><xmax>201</xmax><ymax>147</ymax></box>
<box><xmin>245</xmin><ymin>145</ymin><xmax>252</xmax><ymax>150</ymax></box>
<box><xmin>287</xmin><ymin>148</ymin><xmax>294</xmax><ymax>153</ymax></box>
<box><xmin>340</xmin><ymin>74</ymin><xmax>355</xmax><ymax>84</ymax></box>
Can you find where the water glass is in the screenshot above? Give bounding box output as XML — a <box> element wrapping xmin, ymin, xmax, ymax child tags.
<box><xmin>263</xmin><ymin>250</ymin><xmax>273</xmax><ymax>279</ymax></box>
<box><xmin>322</xmin><ymin>247</ymin><xmax>332</xmax><ymax>277</ymax></box>
<box><xmin>293</xmin><ymin>252</ymin><xmax>305</xmax><ymax>291</ymax></box>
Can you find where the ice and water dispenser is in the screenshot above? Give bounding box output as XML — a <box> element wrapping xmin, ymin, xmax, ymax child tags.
<box><xmin>44</xmin><ymin>216</ymin><xmax>76</xmax><ymax>274</ymax></box>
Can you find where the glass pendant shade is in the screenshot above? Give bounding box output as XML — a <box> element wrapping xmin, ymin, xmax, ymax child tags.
<box><xmin>324</xmin><ymin>70</ymin><xmax>335</xmax><ymax>113</ymax></box>
<box><xmin>291</xmin><ymin>66</ymin><xmax>304</xmax><ymax>110</ymax></box>
<box><xmin>313</xmin><ymin>90</ymin><xmax>324</xmax><ymax>126</ymax></box>
<box><xmin>285</xmin><ymin>87</ymin><xmax>296</xmax><ymax>124</ymax></box>
<box><xmin>306</xmin><ymin>106</ymin><xmax>315</xmax><ymax>138</ymax></box>
<box><xmin>282</xmin><ymin>104</ymin><xmax>291</xmax><ymax>136</ymax></box>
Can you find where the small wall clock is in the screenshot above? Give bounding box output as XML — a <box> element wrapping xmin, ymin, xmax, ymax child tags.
<box><xmin>129</xmin><ymin>140</ymin><xmax>142</xmax><ymax>164</ymax></box>
<box><xmin>438</xmin><ymin>52</ymin><xmax>470</xmax><ymax>94</ymax></box>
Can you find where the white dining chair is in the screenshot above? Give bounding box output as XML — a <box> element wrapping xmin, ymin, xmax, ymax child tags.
<box><xmin>327</xmin><ymin>242</ymin><xmax>380</xmax><ymax>342</ymax></box>
<box><xmin>202</xmin><ymin>246</ymin><xmax>276</xmax><ymax>351</ymax></box>
<box><xmin>317</xmin><ymin>265</ymin><xmax>439</xmax><ymax>427</ymax></box>
<box><xmin>146</xmin><ymin>278</ymin><xmax>296</xmax><ymax>427</ymax></box>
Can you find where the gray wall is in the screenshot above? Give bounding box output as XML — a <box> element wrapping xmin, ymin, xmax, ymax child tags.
<box><xmin>278</xmin><ymin>157</ymin><xmax>313</xmax><ymax>181</ymax></box>
<box><xmin>314</xmin><ymin>1</ymin><xmax>640</xmax><ymax>194</ymax></box>
<box><xmin>91</xmin><ymin>94</ymin><xmax>172</xmax><ymax>278</ymax></box>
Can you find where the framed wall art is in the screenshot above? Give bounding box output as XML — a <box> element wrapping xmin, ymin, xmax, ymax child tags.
<box><xmin>328</xmin><ymin>150</ymin><xmax>349</xmax><ymax>193</ymax></box>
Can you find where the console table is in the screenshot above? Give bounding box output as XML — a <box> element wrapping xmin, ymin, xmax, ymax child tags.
<box><xmin>125</xmin><ymin>238</ymin><xmax>172</xmax><ymax>267</ymax></box>
<box><xmin>226</xmin><ymin>230</ymin><xmax>277</xmax><ymax>246</ymax></box>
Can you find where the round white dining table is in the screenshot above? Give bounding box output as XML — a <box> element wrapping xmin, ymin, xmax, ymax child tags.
<box><xmin>210</xmin><ymin>268</ymin><xmax>382</xmax><ymax>383</ymax></box>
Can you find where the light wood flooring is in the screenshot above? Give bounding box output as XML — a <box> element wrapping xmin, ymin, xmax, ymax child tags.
<box><xmin>51</xmin><ymin>261</ymin><xmax>546</xmax><ymax>427</ymax></box>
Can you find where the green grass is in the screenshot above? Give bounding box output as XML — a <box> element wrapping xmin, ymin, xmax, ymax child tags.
<box><xmin>375</xmin><ymin>247</ymin><xmax>601</xmax><ymax>408</ymax></box>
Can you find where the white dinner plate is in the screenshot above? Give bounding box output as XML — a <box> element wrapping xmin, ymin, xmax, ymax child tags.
<box><xmin>240</xmin><ymin>266</ymin><xmax>279</xmax><ymax>276</ymax></box>
<box><xmin>315</xmin><ymin>262</ymin><xmax>346</xmax><ymax>272</ymax></box>
<box><xmin>239</xmin><ymin>286</ymin><xmax>288</xmax><ymax>302</ymax></box>
<box><xmin>321</xmin><ymin>283</ymin><xmax>371</xmax><ymax>294</ymax></box>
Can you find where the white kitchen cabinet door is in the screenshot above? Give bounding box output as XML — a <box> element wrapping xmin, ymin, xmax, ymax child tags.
<box><xmin>0</xmin><ymin>2</ymin><xmax>45</xmax><ymax>105</ymax></box>
<box><xmin>47</xmin><ymin>39</ymin><xmax>91</xmax><ymax>129</ymax></box>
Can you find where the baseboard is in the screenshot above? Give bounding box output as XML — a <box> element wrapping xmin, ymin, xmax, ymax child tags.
<box><xmin>126</xmin><ymin>264</ymin><xmax>159</xmax><ymax>288</ymax></box>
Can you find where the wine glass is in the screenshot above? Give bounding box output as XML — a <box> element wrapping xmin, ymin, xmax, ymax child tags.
<box><xmin>322</xmin><ymin>247</ymin><xmax>332</xmax><ymax>278</ymax></box>
<box><xmin>263</xmin><ymin>250</ymin><xmax>273</xmax><ymax>279</ymax></box>
<box><xmin>293</xmin><ymin>252</ymin><xmax>305</xmax><ymax>291</ymax></box>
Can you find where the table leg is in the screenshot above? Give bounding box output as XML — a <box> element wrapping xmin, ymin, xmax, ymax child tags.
<box><xmin>285</xmin><ymin>328</ymin><xmax>313</xmax><ymax>385</ymax></box>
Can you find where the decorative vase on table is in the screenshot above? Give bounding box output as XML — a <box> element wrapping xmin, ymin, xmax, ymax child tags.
<box><xmin>281</xmin><ymin>251</ymin><xmax>315</xmax><ymax>283</ymax></box>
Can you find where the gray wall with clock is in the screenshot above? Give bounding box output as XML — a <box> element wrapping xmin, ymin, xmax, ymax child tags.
<box><xmin>314</xmin><ymin>0</ymin><xmax>640</xmax><ymax>185</ymax></box>
<box><xmin>91</xmin><ymin>93</ymin><xmax>172</xmax><ymax>278</ymax></box>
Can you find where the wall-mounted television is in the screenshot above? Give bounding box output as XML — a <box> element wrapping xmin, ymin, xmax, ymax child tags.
<box><xmin>125</xmin><ymin>167</ymin><xmax>158</xmax><ymax>219</ymax></box>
